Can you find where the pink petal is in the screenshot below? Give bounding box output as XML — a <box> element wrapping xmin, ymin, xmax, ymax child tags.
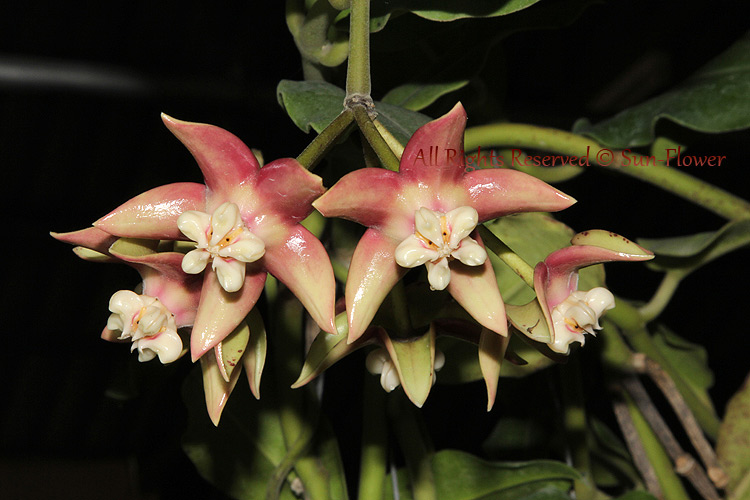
<box><xmin>261</xmin><ymin>224</ymin><xmax>336</xmax><ymax>333</ymax></box>
<box><xmin>346</xmin><ymin>228</ymin><xmax>407</xmax><ymax>343</ymax></box>
<box><xmin>94</xmin><ymin>182</ymin><xmax>206</xmax><ymax>239</ymax></box>
<box><xmin>446</xmin><ymin>235</ymin><xmax>508</xmax><ymax>336</ymax></box>
<box><xmin>313</xmin><ymin>167</ymin><xmax>406</xmax><ymax>234</ymax></box>
<box><xmin>50</xmin><ymin>227</ymin><xmax>118</xmax><ymax>254</ymax></box>
<box><xmin>190</xmin><ymin>266</ymin><xmax>267</xmax><ymax>361</ymax></box>
<box><xmin>254</xmin><ymin>158</ymin><xmax>326</xmax><ymax>222</ymax></box>
<box><xmin>399</xmin><ymin>102</ymin><xmax>467</xmax><ymax>189</ymax></box>
<box><xmin>543</xmin><ymin>245</ymin><xmax>651</xmax><ymax>308</ymax></box>
<box><xmin>161</xmin><ymin>114</ymin><xmax>259</xmax><ymax>198</ymax></box>
<box><xmin>462</xmin><ymin>169</ymin><xmax>576</xmax><ymax>221</ymax></box>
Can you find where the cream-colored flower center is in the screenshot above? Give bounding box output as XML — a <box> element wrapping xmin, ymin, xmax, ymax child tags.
<box><xmin>549</xmin><ymin>287</ymin><xmax>615</xmax><ymax>354</ymax></box>
<box><xmin>395</xmin><ymin>206</ymin><xmax>487</xmax><ymax>291</ymax></box>
<box><xmin>106</xmin><ymin>290</ymin><xmax>183</xmax><ymax>364</ymax></box>
<box><xmin>177</xmin><ymin>202</ymin><xmax>265</xmax><ymax>293</ymax></box>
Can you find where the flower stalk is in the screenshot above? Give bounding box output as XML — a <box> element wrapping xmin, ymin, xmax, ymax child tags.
<box><xmin>345</xmin><ymin>0</ymin><xmax>371</xmax><ymax>98</ymax></box>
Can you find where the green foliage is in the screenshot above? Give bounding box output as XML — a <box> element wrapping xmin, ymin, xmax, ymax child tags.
<box><xmin>717</xmin><ymin>373</ymin><xmax>750</xmax><ymax>499</ymax></box>
<box><xmin>277</xmin><ymin>79</ymin><xmax>431</xmax><ymax>145</ymax></box>
<box><xmin>371</xmin><ymin>0</ymin><xmax>544</xmax><ymax>22</ymax></box>
<box><xmin>574</xmin><ymin>32</ymin><xmax>750</xmax><ymax>148</ymax></box>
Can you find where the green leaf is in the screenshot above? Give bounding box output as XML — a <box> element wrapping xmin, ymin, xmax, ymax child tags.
<box><xmin>638</xmin><ymin>219</ymin><xmax>750</xmax><ymax>275</ymax></box>
<box><xmin>717</xmin><ymin>372</ymin><xmax>750</xmax><ymax>498</ymax></box>
<box><xmin>613</xmin><ymin>493</ymin><xmax>660</xmax><ymax>500</ymax></box>
<box><xmin>574</xmin><ymin>32</ymin><xmax>750</xmax><ymax>148</ymax></box>
<box><xmin>181</xmin><ymin>369</ymin><xmax>296</xmax><ymax>500</ymax></box>
<box><xmin>381</xmin><ymin>80</ymin><xmax>470</xmax><ymax>111</ymax></box>
<box><xmin>277</xmin><ymin>79</ymin><xmax>430</xmax><ymax>146</ymax></box>
<box><xmin>651</xmin><ymin>324</ymin><xmax>716</xmax><ymax>414</ymax></box>
<box><xmin>371</xmin><ymin>0</ymin><xmax>543</xmax><ymax>22</ymax></box>
<box><xmin>431</xmin><ymin>450</ymin><xmax>579</xmax><ymax>500</ymax></box>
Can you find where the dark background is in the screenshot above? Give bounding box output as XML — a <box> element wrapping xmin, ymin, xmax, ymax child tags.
<box><xmin>2</xmin><ymin>1</ymin><xmax>748</xmax><ymax>498</ymax></box>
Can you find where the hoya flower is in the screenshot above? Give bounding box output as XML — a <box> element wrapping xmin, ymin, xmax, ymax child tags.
<box><xmin>107</xmin><ymin>290</ymin><xmax>184</xmax><ymax>363</ymax></box>
<box><xmin>314</xmin><ymin>103</ymin><xmax>575</xmax><ymax>342</ymax></box>
<box><xmin>51</xmin><ymin>227</ymin><xmax>202</xmax><ymax>339</ymax></box>
<box><xmin>366</xmin><ymin>347</ymin><xmax>445</xmax><ymax>392</ymax></box>
<box><xmin>94</xmin><ymin>115</ymin><xmax>337</xmax><ymax>359</ymax></box>
<box><xmin>519</xmin><ymin>230</ymin><xmax>654</xmax><ymax>354</ymax></box>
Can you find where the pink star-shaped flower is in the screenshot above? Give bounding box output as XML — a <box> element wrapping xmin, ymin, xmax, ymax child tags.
<box><xmin>314</xmin><ymin>103</ymin><xmax>576</xmax><ymax>343</ymax></box>
<box><xmin>93</xmin><ymin>115</ymin><xmax>336</xmax><ymax>360</ymax></box>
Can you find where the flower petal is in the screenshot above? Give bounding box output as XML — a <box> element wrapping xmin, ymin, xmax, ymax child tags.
<box><xmin>462</xmin><ymin>168</ymin><xmax>576</xmax><ymax>221</ymax></box>
<box><xmin>177</xmin><ymin>210</ymin><xmax>211</xmax><ymax>246</ymax></box>
<box><xmin>200</xmin><ymin>353</ymin><xmax>243</xmax><ymax>426</ymax></box>
<box><xmin>219</xmin><ymin>232</ymin><xmax>265</xmax><ymax>262</ymax></box>
<box><xmin>445</xmin><ymin>206</ymin><xmax>479</xmax><ymax>245</ymax></box>
<box><xmin>313</xmin><ymin>167</ymin><xmax>406</xmax><ymax>235</ymax></box>
<box><xmin>255</xmin><ymin>158</ymin><xmax>327</xmax><ymax>222</ymax></box>
<box><xmin>261</xmin><ymin>224</ymin><xmax>336</xmax><ymax>333</ymax></box>
<box><xmin>414</xmin><ymin>207</ymin><xmax>443</xmax><ymax>245</ymax></box>
<box><xmin>426</xmin><ymin>259</ymin><xmax>451</xmax><ymax>291</ymax></box>
<box><xmin>191</xmin><ymin>267</ymin><xmax>266</xmax><ymax>361</ymax></box>
<box><xmin>346</xmin><ymin>228</ymin><xmax>407</xmax><ymax>343</ymax></box>
<box><xmin>451</xmin><ymin>236</ymin><xmax>487</xmax><ymax>266</ymax></box>
<box><xmin>135</xmin><ymin>329</ymin><xmax>184</xmax><ymax>364</ymax></box>
<box><xmin>95</xmin><ymin>182</ymin><xmax>206</xmax><ymax>239</ymax></box>
<box><xmin>161</xmin><ymin>114</ymin><xmax>259</xmax><ymax>198</ymax></box>
<box><xmin>212</xmin><ymin>257</ymin><xmax>247</xmax><ymax>293</ymax></box>
<box><xmin>446</xmin><ymin>236</ymin><xmax>508</xmax><ymax>336</ymax></box>
<box><xmin>209</xmin><ymin>202</ymin><xmax>241</xmax><ymax>246</ymax></box>
<box><xmin>182</xmin><ymin>249</ymin><xmax>210</xmax><ymax>275</ymax></box>
<box><xmin>400</xmin><ymin>102</ymin><xmax>467</xmax><ymax>189</ymax></box>
<box><xmin>395</xmin><ymin>234</ymin><xmax>438</xmax><ymax>268</ymax></box>
<box><xmin>50</xmin><ymin>227</ymin><xmax>118</xmax><ymax>255</ymax></box>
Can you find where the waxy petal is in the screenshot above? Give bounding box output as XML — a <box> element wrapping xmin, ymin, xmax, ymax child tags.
<box><xmin>177</xmin><ymin>210</ymin><xmax>211</xmax><ymax>246</ymax></box>
<box><xmin>446</xmin><ymin>206</ymin><xmax>479</xmax><ymax>245</ymax></box>
<box><xmin>209</xmin><ymin>202</ymin><xmax>241</xmax><ymax>246</ymax></box>
<box><xmin>200</xmin><ymin>354</ymin><xmax>243</xmax><ymax>426</ymax></box>
<box><xmin>95</xmin><ymin>182</ymin><xmax>206</xmax><ymax>239</ymax></box>
<box><xmin>346</xmin><ymin>228</ymin><xmax>408</xmax><ymax>343</ymax></box>
<box><xmin>414</xmin><ymin>207</ymin><xmax>443</xmax><ymax>245</ymax></box>
<box><xmin>255</xmin><ymin>158</ymin><xmax>327</xmax><ymax>222</ymax></box>
<box><xmin>426</xmin><ymin>259</ymin><xmax>451</xmax><ymax>291</ymax></box>
<box><xmin>462</xmin><ymin>168</ymin><xmax>576</xmax><ymax>221</ymax></box>
<box><xmin>446</xmin><ymin>236</ymin><xmax>508</xmax><ymax>336</ymax></box>
<box><xmin>161</xmin><ymin>114</ymin><xmax>259</xmax><ymax>199</ymax></box>
<box><xmin>261</xmin><ymin>224</ymin><xmax>336</xmax><ymax>333</ymax></box>
<box><xmin>218</xmin><ymin>233</ymin><xmax>265</xmax><ymax>262</ymax></box>
<box><xmin>50</xmin><ymin>227</ymin><xmax>118</xmax><ymax>255</ymax></box>
<box><xmin>191</xmin><ymin>267</ymin><xmax>266</xmax><ymax>361</ymax></box>
<box><xmin>182</xmin><ymin>249</ymin><xmax>211</xmax><ymax>275</ymax></box>
<box><xmin>451</xmin><ymin>237</ymin><xmax>487</xmax><ymax>266</ymax></box>
<box><xmin>212</xmin><ymin>257</ymin><xmax>247</xmax><ymax>293</ymax></box>
<box><xmin>134</xmin><ymin>329</ymin><xmax>184</xmax><ymax>364</ymax></box>
<box><xmin>395</xmin><ymin>235</ymin><xmax>439</xmax><ymax>268</ymax></box>
<box><xmin>313</xmin><ymin>167</ymin><xmax>405</xmax><ymax>234</ymax></box>
<box><xmin>400</xmin><ymin>102</ymin><xmax>467</xmax><ymax>189</ymax></box>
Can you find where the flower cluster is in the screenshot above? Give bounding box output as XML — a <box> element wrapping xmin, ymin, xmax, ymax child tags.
<box><xmin>54</xmin><ymin>103</ymin><xmax>652</xmax><ymax>416</ymax></box>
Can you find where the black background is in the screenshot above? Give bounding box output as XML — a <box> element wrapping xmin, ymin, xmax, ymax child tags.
<box><xmin>2</xmin><ymin>1</ymin><xmax>748</xmax><ymax>498</ymax></box>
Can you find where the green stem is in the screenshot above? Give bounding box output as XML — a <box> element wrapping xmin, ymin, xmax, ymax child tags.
<box><xmin>352</xmin><ymin>105</ymin><xmax>401</xmax><ymax>171</ymax></box>
<box><xmin>477</xmin><ymin>225</ymin><xmax>535</xmax><ymax>288</ymax></box>
<box><xmin>358</xmin><ymin>376</ymin><xmax>388</xmax><ymax>500</ymax></box>
<box><xmin>296</xmin><ymin>109</ymin><xmax>355</xmax><ymax>170</ymax></box>
<box><xmin>345</xmin><ymin>0</ymin><xmax>371</xmax><ymax>97</ymax></box>
<box><xmin>373</xmin><ymin>119</ymin><xmax>405</xmax><ymax>159</ymax></box>
<box><xmin>622</xmin><ymin>390</ymin><xmax>691</xmax><ymax>500</ymax></box>
<box><xmin>388</xmin><ymin>393</ymin><xmax>437</xmax><ymax>500</ymax></box>
<box><xmin>267</xmin><ymin>294</ymin><xmax>329</xmax><ymax>500</ymax></box>
<box><xmin>638</xmin><ymin>271</ymin><xmax>683</xmax><ymax>322</ymax></box>
<box><xmin>465</xmin><ymin>123</ymin><xmax>750</xmax><ymax>221</ymax></box>
<box><xmin>607</xmin><ymin>299</ymin><xmax>720</xmax><ymax>439</ymax></box>
<box><xmin>559</xmin><ymin>360</ymin><xmax>596</xmax><ymax>500</ymax></box>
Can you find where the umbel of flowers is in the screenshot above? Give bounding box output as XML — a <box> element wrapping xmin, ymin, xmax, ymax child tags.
<box><xmin>54</xmin><ymin>115</ymin><xmax>337</xmax><ymax>424</ymax></box>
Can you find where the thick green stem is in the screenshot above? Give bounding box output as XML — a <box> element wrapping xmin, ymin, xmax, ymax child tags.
<box><xmin>389</xmin><ymin>393</ymin><xmax>437</xmax><ymax>500</ymax></box>
<box><xmin>477</xmin><ymin>225</ymin><xmax>535</xmax><ymax>288</ymax></box>
<box><xmin>465</xmin><ymin>123</ymin><xmax>750</xmax><ymax>221</ymax></box>
<box><xmin>352</xmin><ymin>105</ymin><xmax>401</xmax><ymax>171</ymax></box>
<box><xmin>358</xmin><ymin>376</ymin><xmax>388</xmax><ymax>500</ymax></box>
<box><xmin>346</xmin><ymin>0</ymin><xmax>371</xmax><ymax>97</ymax></box>
<box><xmin>296</xmin><ymin>109</ymin><xmax>355</xmax><ymax>170</ymax></box>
